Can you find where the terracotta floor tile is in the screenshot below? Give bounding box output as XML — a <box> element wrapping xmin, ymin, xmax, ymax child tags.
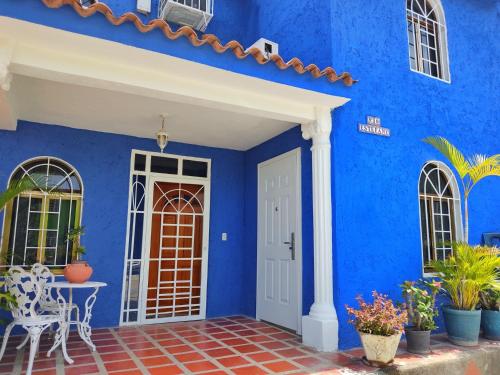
<box><xmin>158</xmin><ymin>338</ymin><xmax>185</xmax><ymax>347</ymax></box>
<box><xmin>260</xmin><ymin>340</ymin><xmax>289</xmax><ymax>350</ymax></box>
<box><xmin>245</xmin><ymin>335</ymin><xmax>273</xmax><ymax>343</ymax></box>
<box><xmin>344</xmin><ymin>348</ymin><xmax>365</xmax><ymax>358</ymax></box>
<box><xmin>221</xmin><ymin>338</ymin><xmax>248</xmax><ymax>346</ymax></box>
<box><xmin>231</xmin><ymin>365</ymin><xmax>267</xmax><ymax>375</ymax></box>
<box><xmin>111</xmin><ymin>371</ymin><xmax>143</xmax><ymax>375</ymax></box>
<box><xmin>141</xmin><ymin>356</ymin><xmax>173</xmax><ymax>367</ymax></box>
<box><xmin>205</xmin><ymin>347</ymin><xmax>236</xmax><ymax>358</ymax></box>
<box><xmin>195</xmin><ymin>341</ymin><xmax>222</xmax><ymax>350</ymax></box>
<box><xmin>65</xmin><ymin>364</ymin><xmax>100</xmax><ymax>375</ymax></box>
<box><xmin>32</xmin><ymin>369</ymin><xmax>57</xmax><ymax>375</ymax></box>
<box><xmin>99</xmin><ymin>352</ymin><xmax>132</xmax><ymax>362</ymax></box>
<box><xmin>148</xmin><ymin>365</ymin><xmax>183</xmax><ymax>375</ymax></box>
<box><xmin>174</xmin><ymin>351</ymin><xmax>206</xmax><ymax>362</ymax></box>
<box><xmin>275</xmin><ymin>348</ymin><xmax>308</xmax><ymax>358</ymax></box>
<box><xmin>165</xmin><ymin>344</ymin><xmax>194</xmax><ymax>354</ymax></box>
<box><xmin>232</xmin><ymin>344</ymin><xmax>262</xmax><ymax>354</ymax></box>
<box><xmin>270</xmin><ymin>332</ymin><xmax>297</xmax><ymax>340</ymax></box>
<box><xmin>184</xmin><ymin>360</ymin><xmax>219</xmax><ymax>373</ymax></box>
<box><xmin>186</xmin><ymin>335</ymin><xmax>211</xmax><ymax>343</ymax></box>
<box><xmin>98</xmin><ymin>345</ymin><xmax>124</xmax><ymax>353</ymax></box>
<box><xmin>263</xmin><ymin>360</ymin><xmax>299</xmax><ymax>372</ymax></box>
<box><xmin>293</xmin><ymin>356</ymin><xmax>324</xmax><ymax>367</ymax></box>
<box><xmin>65</xmin><ymin>355</ymin><xmax>95</xmax><ymax>367</ymax></box>
<box><xmin>134</xmin><ymin>348</ymin><xmax>165</xmax><ymax>358</ymax></box>
<box><xmin>319</xmin><ymin>352</ymin><xmax>353</xmax><ymax>366</ymax></box>
<box><xmin>126</xmin><ymin>342</ymin><xmax>156</xmax><ymax>350</ymax></box>
<box><xmin>247</xmin><ymin>351</ymin><xmax>279</xmax><ymax>362</ymax></box>
<box><xmin>216</xmin><ymin>355</ymin><xmax>250</xmax><ymax>368</ymax></box>
<box><xmin>210</xmin><ymin>332</ymin><xmax>237</xmax><ymax>340</ymax></box>
<box><xmin>104</xmin><ymin>360</ymin><xmax>138</xmax><ymax>372</ymax></box>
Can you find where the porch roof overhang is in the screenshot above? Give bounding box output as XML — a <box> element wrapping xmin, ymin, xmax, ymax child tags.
<box><xmin>0</xmin><ymin>17</ymin><xmax>350</xmax><ymax>151</ymax></box>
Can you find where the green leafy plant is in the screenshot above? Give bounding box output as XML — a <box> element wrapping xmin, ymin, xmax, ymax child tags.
<box><xmin>345</xmin><ymin>291</ymin><xmax>408</xmax><ymax>336</ymax></box>
<box><xmin>423</xmin><ymin>136</ymin><xmax>500</xmax><ymax>243</ymax></box>
<box><xmin>67</xmin><ymin>226</ymin><xmax>86</xmax><ymax>262</ymax></box>
<box><xmin>432</xmin><ymin>243</ymin><xmax>500</xmax><ymax>310</ymax></box>
<box><xmin>0</xmin><ymin>177</ymin><xmax>38</xmax><ymax>321</ymax></box>
<box><xmin>479</xmin><ymin>288</ymin><xmax>500</xmax><ymax>311</ymax></box>
<box><xmin>401</xmin><ymin>280</ymin><xmax>440</xmax><ymax>331</ymax></box>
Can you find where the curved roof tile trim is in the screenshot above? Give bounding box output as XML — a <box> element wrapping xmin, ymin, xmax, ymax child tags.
<box><xmin>41</xmin><ymin>0</ymin><xmax>356</xmax><ymax>86</ymax></box>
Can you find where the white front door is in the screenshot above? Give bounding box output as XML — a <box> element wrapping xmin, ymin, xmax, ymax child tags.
<box><xmin>257</xmin><ymin>148</ymin><xmax>302</xmax><ymax>332</ymax></box>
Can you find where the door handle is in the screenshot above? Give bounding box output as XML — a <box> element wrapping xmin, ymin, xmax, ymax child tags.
<box><xmin>283</xmin><ymin>232</ymin><xmax>295</xmax><ymax>261</ymax></box>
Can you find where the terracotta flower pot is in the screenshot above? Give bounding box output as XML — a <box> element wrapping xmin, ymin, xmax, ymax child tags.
<box><xmin>64</xmin><ymin>261</ymin><xmax>93</xmax><ymax>283</ymax></box>
<box><xmin>359</xmin><ymin>331</ymin><xmax>402</xmax><ymax>365</ymax></box>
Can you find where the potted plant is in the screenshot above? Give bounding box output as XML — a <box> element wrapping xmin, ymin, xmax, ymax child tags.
<box><xmin>432</xmin><ymin>243</ymin><xmax>500</xmax><ymax>346</ymax></box>
<box><xmin>63</xmin><ymin>226</ymin><xmax>93</xmax><ymax>283</ymax></box>
<box><xmin>400</xmin><ymin>280</ymin><xmax>440</xmax><ymax>354</ymax></box>
<box><xmin>346</xmin><ymin>291</ymin><xmax>407</xmax><ymax>366</ymax></box>
<box><xmin>480</xmin><ymin>287</ymin><xmax>500</xmax><ymax>341</ymax></box>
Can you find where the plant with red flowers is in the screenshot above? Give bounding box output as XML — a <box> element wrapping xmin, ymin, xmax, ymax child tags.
<box><xmin>345</xmin><ymin>291</ymin><xmax>407</xmax><ymax>337</ymax></box>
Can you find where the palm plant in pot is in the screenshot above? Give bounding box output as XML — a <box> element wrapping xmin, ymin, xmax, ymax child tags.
<box><xmin>479</xmin><ymin>286</ymin><xmax>500</xmax><ymax>341</ymax></box>
<box><xmin>346</xmin><ymin>291</ymin><xmax>407</xmax><ymax>366</ymax></box>
<box><xmin>400</xmin><ymin>280</ymin><xmax>440</xmax><ymax>354</ymax></box>
<box><xmin>432</xmin><ymin>243</ymin><xmax>500</xmax><ymax>346</ymax></box>
<box><xmin>64</xmin><ymin>226</ymin><xmax>93</xmax><ymax>283</ymax></box>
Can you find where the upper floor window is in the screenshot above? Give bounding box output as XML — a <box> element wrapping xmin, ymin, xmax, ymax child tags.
<box><xmin>1</xmin><ymin>157</ymin><xmax>83</xmax><ymax>272</ymax></box>
<box><xmin>407</xmin><ymin>0</ymin><xmax>450</xmax><ymax>82</ymax></box>
<box><xmin>419</xmin><ymin>161</ymin><xmax>462</xmax><ymax>274</ymax></box>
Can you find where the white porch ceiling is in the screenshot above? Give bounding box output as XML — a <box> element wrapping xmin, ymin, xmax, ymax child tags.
<box><xmin>10</xmin><ymin>75</ymin><xmax>295</xmax><ymax>151</ymax></box>
<box><xmin>0</xmin><ymin>17</ymin><xmax>350</xmax><ymax>152</ymax></box>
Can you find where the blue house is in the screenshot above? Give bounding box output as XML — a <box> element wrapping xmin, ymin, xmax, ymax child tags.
<box><xmin>0</xmin><ymin>0</ymin><xmax>498</xmax><ymax>353</ymax></box>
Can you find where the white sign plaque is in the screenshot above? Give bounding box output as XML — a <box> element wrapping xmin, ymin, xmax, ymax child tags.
<box><xmin>358</xmin><ymin>116</ymin><xmax>390</xmax><ymax>137</ymax></box>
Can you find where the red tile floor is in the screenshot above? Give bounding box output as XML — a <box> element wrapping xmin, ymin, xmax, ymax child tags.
<box><xmin>1</xmin><ymin>316</ymin><xmax>499</xmax><ymax>374</ymax></box>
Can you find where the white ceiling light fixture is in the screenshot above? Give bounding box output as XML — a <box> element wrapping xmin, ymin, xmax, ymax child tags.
<box><xmin>157</xmin><ymin>114</ymin><xmax>169</xmax><ymax>153</ymax></box>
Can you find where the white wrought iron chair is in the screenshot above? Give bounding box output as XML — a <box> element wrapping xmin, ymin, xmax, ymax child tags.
<box><xmin>16</xmin><ymin>263</ymin><xmax>80</xmax><ymax>349</ymax></box>
<box><xmin>31</xmin><ymin>263</ymin><xmax>80</xmax><ymax>318</ymax></box>
<box><xmin>0</xmin><ymin>266</ymin><xmax>73</xmax><ymax>375</ymax></box>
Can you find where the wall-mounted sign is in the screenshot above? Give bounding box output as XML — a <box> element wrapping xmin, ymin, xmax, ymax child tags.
<box><xmin>358</xmin><ymin>116</ymin><xmax>390</xmax><ymax>137</ymax></box>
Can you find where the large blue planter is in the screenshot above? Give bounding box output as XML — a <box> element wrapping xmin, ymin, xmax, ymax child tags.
<box><xmin>481</xmin><ymin>309</ymin><xmax>500</xmax><ymax>341</ymax></box>
<box><xmin>442</xmin><ymin>306</ymin><xmax>481</xmax><ymax>346</ymax></box>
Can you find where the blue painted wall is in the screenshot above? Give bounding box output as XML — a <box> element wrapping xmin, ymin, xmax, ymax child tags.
<box><xmin>329</xmin><ymin>0</ymin><xmax>500</xmax><ymax>349</ymax></box>
<box><xmin>0</xmin><ymin>0</ymin><xmax>499</xmax><ymax>351</ymax></box>
<box><xmin>0</xmin><ymin>121</ymin><xmax>246</xmax><ymax>328</ymax></box>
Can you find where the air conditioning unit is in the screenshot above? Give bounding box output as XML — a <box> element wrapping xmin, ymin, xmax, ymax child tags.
<box><xmin>158</xmin><ymin>0</ymin><xmax>214</xmax><ymax>32</ymax></box>
<box><xmin>246</xmin><ymin>38</ymin><xmax>279</xmax><ymax>60</ymax></box>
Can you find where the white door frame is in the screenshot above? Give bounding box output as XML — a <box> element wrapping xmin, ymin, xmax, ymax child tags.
<box><xmin>120</xmin><ymin>150</ymin><xmax>211</xmax><ymax>326</ymax></box>
<box><xmin>256</xmin><ymin>147</ymin><xmax>303</xmax><ymax>334</ymax></box>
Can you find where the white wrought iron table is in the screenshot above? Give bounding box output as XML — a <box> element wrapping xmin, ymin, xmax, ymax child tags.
<box><xmin>46</xmin><ymin>281</ymin><xmax>107</xmax><ymax>353</ymax></box>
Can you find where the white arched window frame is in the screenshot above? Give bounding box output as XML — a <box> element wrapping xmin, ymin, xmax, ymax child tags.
<box><xmin>1</xmin><ymin>157</ymin><xmax>84</xmax><ymax>272</ymax></box>
<box><xmin>418</xmin><ymin>161</ymin><xmax>463</xmax><ymax>275</ymax></box>
<box><xmin>406</xmin><ymin>0</ymin><xmax>451</xmax><ymax>82</ymax></box>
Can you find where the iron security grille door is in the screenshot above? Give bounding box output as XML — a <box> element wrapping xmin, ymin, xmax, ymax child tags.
<box><xmin>145</xmin><ymin>180</ymin><xmax>206</xmax><ymax>322</ymax></box>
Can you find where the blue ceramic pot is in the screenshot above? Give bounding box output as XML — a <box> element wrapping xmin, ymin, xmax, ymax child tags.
<box><xmin>481</xmin><ymin>309</ymin><xmax>500</xmax><ymax>341</ymax></box>
<box><xmin>442</xmin><ymin>305</ymin><xmax>481</xmax><ymax>346</ymax></box>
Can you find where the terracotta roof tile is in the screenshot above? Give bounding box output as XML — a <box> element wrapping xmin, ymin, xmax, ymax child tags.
<box><xmin>41</xmin><ymin>0</ymin><xmax>356</xmax><ymax>86</ymax></box>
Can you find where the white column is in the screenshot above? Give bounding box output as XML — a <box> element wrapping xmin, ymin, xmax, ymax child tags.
<box><xmin>301</xmin><ymin>107</ymin><xmax>338</xmax><ymax>352</ymax></box>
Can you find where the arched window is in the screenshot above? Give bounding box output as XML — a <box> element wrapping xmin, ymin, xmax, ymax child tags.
<box><xmin>407</xmin><ymin>0</ymin><xmax>450</xmax><ymax>82</ymax></box>
<box><xmin>419</xmin><ymin>161</ymin><xmax>462</xmax><ymax>274</ymax></box>
<box><xmin>1</xmin><ymin>157</ymin><xmax>83</xmax><ymax>271</ymax></box>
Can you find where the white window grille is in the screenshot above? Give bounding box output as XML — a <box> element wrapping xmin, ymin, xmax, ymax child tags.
<box><xmin>158</xmin><ymin>0</ymin><xmax>214</xmax><ymax>32</ymax></box>
<box><xmin>406</xmin><ymin>0</ymin><xmax>450</xmax><ymax>82</ymax></box>
<box><xmin>0</xmin><ymin>157</ymin><xmax>83</xmax><ymax>271</ymax></box>
<box><xmin>418</xmin><ymin>161</ymin><xmax>462</xmax><ymax>274</ymax></box>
